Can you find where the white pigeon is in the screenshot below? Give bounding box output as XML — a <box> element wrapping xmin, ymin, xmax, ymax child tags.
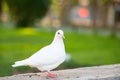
<box><xmin>12</xmin><ymin>30</ymin><xmax>66</xmax><ymax>78</ymax></box>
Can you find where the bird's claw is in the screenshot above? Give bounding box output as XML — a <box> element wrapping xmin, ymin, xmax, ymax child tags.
<box><xmin>46</xmin><ymin>72</ymin><xmax>57</xmax><ymax>78</ymax></box>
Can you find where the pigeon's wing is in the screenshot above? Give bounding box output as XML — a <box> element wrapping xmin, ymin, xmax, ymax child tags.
<box><xmin>27</xmin><ymin>45</ymin><xmax>62</xmax><ymax>66</ymax></box>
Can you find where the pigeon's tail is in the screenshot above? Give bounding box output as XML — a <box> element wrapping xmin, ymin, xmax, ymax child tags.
<box><xmin>12</xmin><ymin>59</ymin><xmax>29</xmax><ymax>67</ymax></box>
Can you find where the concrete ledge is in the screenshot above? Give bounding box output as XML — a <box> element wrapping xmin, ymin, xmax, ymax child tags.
<box><xmin>0</xmin><ymin>64</ymin><xmax>120</xmax><ymax>80</ymax></box>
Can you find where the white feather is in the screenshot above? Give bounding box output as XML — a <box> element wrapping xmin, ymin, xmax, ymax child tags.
<box><xmin>12</xmin><ymin>30</ymin><xmax>66</xmax><ymax>72</ymax></box>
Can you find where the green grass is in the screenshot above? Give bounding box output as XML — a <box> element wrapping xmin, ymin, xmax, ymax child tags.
<box><xmin>0</xmin><ymin>27</ymin><xmax>120</xmax><ymax>76</ymax></box>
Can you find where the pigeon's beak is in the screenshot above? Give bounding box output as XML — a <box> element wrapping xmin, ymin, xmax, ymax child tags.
<box><xmin>62</xmin><ymin>35</ymin><xmax>65</xmax><ymax>39</ymax></box>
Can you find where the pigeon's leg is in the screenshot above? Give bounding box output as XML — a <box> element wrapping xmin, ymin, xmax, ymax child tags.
<box><xmin>46</xmin><ymin>71</ymin><xmax>57</xmax><ymax>78</ymax></box>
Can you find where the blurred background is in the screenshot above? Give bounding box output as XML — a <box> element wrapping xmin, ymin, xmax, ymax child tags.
<box><xmin>0</xmin><ymin>0</ymin><xmax>120</xmax><ymax>77</ymax></box>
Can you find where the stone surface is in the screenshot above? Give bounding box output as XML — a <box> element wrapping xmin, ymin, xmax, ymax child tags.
<box><xmin>0</xmin><ymin>64</ymin><xmax>120</xmax><ymax>80</ymax></box>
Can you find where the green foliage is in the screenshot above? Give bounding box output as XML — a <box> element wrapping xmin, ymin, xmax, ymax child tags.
<box><xmin>5</xmin><ymin>0</ymin><xmax>51</xmax><ymax>27</ymax></box>
<box><xmin>0</xmin><ymin>27</ymin><xmax>120</xmax><ymax>76</ymax></box>
<box><xmin>101</xmin><ymin>0</ymin><xmax>114</xmax><ymax>4</ymax></box>
<box><xmin>70</xmin><ymin>0</ymin><xmax>78</xmax><ymax>5</ymax></box>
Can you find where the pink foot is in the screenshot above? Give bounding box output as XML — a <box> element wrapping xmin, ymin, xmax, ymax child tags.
<box><xmin>46</xmin><ymin>72</ymin><xmax>57</xmax><ymax>78</ymax></box>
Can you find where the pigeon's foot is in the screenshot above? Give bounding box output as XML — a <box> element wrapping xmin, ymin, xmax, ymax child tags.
<box><xmin>46</xmin><ymin>72</ymin><xmax>57</xmax><ymax>78</ymax></box>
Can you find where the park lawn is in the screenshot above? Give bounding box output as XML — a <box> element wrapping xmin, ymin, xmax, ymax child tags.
<box><xmin>0</xmin><ymin>27</ymin><xmax>120</xmax><ymax>76</ymax></box>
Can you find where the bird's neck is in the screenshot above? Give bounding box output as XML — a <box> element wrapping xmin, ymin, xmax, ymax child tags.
<box><xmin>51</xmin><ymin>36</ymin><xmax>64</xmax><ymax>46</ymax></box>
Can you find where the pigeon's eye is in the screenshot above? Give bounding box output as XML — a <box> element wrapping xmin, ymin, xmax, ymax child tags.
<box><xmin>58</xmin><ymin>32</ymin><xmax>60</xmax><ymax>35</ymax></box>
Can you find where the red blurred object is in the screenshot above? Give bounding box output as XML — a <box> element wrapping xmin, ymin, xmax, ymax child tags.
<box><xmin>78</xmin><ymin>7</ymin><xmax>89</xmax><ymax>18</ymax></box>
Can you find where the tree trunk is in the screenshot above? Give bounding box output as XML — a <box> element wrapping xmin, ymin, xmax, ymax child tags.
<box><xmin>107</xmin><ymin>4</ymin><xmax>115</xmax><ymax>37</ymax></box>
<box><xmin>90</xmin><ymin>0</ymin><xmax>97</xmax><ymax>34</ymax></box>
<box><xmin>60</xmin><ymin>0</ymin><xmax>72</xmax><ymax>26</ymax></box>
<box><xmin>0</xmin><ymin>0</ymin><xmax>2</xmax><ymax>22</ymax></box>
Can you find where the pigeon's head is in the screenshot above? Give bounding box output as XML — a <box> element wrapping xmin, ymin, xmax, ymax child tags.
<box><xmin>55</xmin><ymin>30</ymin><xmax>65</xmax><ymax>39</ymax></box>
